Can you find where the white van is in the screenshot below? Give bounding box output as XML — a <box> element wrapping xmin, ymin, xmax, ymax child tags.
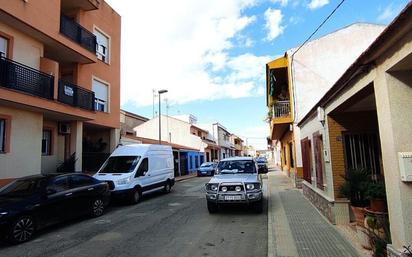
<box><xmin>94</xmin><ymin>144</ymin><xmax>175</xmax><ymax>204</ymax></box>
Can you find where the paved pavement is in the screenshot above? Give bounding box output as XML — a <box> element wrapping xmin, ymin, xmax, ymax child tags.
<box><xmin>0</xmin><ymin>176</ymin><xmax>267</xmax><ymax>257</ymax></box>
<box><xmin>267</xmin><ymin>169</ymin><xmax>360</xmax><ymax>257</ymax></box>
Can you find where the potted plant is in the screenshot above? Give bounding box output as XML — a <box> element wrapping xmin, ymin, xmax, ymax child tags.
<box><xmin>366</xmin><ymin>181</ymin><xmax>387</xmax><ymax>212</ymax></box>
<box><xmin>340</xmin><ymin>168</ymin><xmax>370</xmax><ymax>226</ymax></box>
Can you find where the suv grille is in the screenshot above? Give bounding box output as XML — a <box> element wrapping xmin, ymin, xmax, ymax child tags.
<box><xmin>219</xmin><ymin>185</ymin><xmax>244</xmax><ymax>192</ymax></box>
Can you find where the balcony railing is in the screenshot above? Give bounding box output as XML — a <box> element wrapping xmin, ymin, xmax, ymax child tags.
<box><xmin>58</xmin><ymin>80</ymin><xmax>95</xmax><ymax>111</ymax></box>
<box><xmin>0</xmin><ymin>56</ymin><xmax>54</xmax><ymax>99</ymax></box>
<box><xmin>60</xmin><ymin>15</ymin><xmax>97</xmax><ymax>54</ymax></box>
<box><xmin>273</xmin><ymin>100</ymin><xmax>291</xmax><ymax>118</ymax></box>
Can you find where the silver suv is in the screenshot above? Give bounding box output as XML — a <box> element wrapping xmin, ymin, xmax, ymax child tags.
<box><xmin>205</xmin><ymin>157</ymin><xmax>263</xmax><ymax>213</ymax></box>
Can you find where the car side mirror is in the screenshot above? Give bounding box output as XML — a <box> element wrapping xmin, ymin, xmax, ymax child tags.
<box><xmin>46</xmin><ymin>188</ymin><xmax>57</xmax><ymax>195</ymax></box>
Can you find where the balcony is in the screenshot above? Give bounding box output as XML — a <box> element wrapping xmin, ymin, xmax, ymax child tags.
<box><xmin>60</xmin><ymin>15</ymin><xmax>97</xmax><ymax>54</ymax></box>
<box><xmin>0</xmin><ymin>56</ymin><xmax>54</xmax><ymax>100</ymax></box>
<box><xmin>273</xmin><ymin>100</ymin><xmax>291</xmax><ymax>118</ymax></box>
<box><xmin>61</xmin><ymin>0</ymin><xmax>100</xmax><ymax>12</ymax></box>
<box><xmin>58</xmin><ymin>80</ymin><xmax>95</xmax><ymax>111</ymax></box>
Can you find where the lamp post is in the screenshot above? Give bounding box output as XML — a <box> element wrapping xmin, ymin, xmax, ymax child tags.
<box><xmin>158</xmin><ymin>89</ymin><xmax>168</xmax><ymax>144</ymax></box>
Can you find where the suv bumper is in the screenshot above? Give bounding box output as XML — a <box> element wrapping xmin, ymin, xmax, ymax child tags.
<box><xmin>206</xmin><ymin>191</ymin><xmax>262</xmax><ymax>204</ymax></box>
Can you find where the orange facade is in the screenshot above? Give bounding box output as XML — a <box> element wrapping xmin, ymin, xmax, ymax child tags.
<box><xmin>0</xmin><ymin>0</ymin><xmax>121</xmax><ymax>180</ymax></box>
<box><xmin>0</xmin><ymin>0</ymin><xmax>121</xmax><ymax>129</ymax></box>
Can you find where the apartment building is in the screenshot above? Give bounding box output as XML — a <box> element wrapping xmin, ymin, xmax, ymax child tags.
<box><xmin>266</xmin><ymin>23</ymin><xmax>384</xmax><ymax>186</ymax></box>
<box><xmin>230</xmin><ymin>134</ymin><xmax>244</xmax><ymax>157</ymax></box>
<box><xmin>0</xmin><ymin>0</ymin><xmax>121</xmax><ymax>183</ymax></box>
<box><xmin>212</xmin><ymin>123</ymin><xmax>234</xmax><ymax>159</ymax></box>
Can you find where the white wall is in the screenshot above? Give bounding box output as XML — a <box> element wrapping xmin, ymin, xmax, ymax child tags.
<box><xmin>299</xmin><ymin>115</ymin><xmax>335</xmax><ymax>200</ymax></box>
<box><xmin>0</xmin><ymin>106</ymin><xmax>42</xmax><ymax>179</ymax></box>
<box><xmin>134</xmin><ymin>115</ymin><xmax>203</xmax><ymax>150</ymax></box>
<box><xmin>289</xmin><ymin>23</ymin><xmax>385</xmax><ymax>123</ymax></box>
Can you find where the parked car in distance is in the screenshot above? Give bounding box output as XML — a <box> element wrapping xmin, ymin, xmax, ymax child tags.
<box><xmin>197</xmin><ymin>162</ymin><xmax>217</xmax><ymax>176</ymax></box>
<box><xmin>256</xmin><ymin>157</ymin><xmax>268</xmax><ymax>174</ymax></box>
<box><xmin>205</xmin><ymin>157</ymin><xmax>263</xmax><ymax>213</ymax></box>
<box><xmin>94</xmin><ymin>144</ymin><xmax>175</xmax><ymax>204</ymax></box>
<box><xmin>0</xmin><ymin>173</ymin><xmax>110</xmax><ymax>244</ymax></box>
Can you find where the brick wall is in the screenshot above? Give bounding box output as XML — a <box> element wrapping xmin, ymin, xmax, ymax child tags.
<box><xmin>327</xmin><ymin>115</ymin><xmax>346</xmax><ymax>198</ymax></box>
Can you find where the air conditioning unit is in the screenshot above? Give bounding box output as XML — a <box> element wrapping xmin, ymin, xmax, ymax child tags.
<box><xmin>58</xmin><ymin>123</ymin><xmax>71</xmax><ymax>134</ymax></box>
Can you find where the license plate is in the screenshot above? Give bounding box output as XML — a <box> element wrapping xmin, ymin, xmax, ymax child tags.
<box><xmin>225</xmin><ymin>195</ymin><xmax>242</xmax><ymax>200</ymax></box>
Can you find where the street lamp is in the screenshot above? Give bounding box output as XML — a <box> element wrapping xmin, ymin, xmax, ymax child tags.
<box><xmin>158</xmin><ymin>89</ymin><xmax>168</xmax><ymax>144</ymax></box>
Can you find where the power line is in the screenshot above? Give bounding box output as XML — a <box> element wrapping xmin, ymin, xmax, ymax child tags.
<box><xmin>292</xmin><ymin>0</ymin><xmax>346</xmax><ymax>57</ymax></box>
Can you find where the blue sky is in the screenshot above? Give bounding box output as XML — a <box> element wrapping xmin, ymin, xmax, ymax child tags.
<box><xmin>107</xmin><ymin>0</ymin><xmax>408</xmax><ymax>149</ymax></box>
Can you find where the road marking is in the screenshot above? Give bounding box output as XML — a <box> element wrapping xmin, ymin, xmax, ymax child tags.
<box><xmin>168</xmin><ymin>202</ymin><xmax>183</xmax><ymax>206</ymax></box>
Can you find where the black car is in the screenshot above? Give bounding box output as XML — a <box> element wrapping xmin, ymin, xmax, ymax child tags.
<box><xmin>0</xmin><ymin>173</ymin><xmax>110</xmax><ymax>243</ymax></box>
<box><xmin>256</xmin><ymin>158</ymin><xmax>268</xmax><ymax>174</ymax></box>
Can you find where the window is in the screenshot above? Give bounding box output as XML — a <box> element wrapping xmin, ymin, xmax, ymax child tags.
<box><xmin>48</xmin><ymin>176</ymin><xmax>70</xmax><ymax>193</ymax></box>
<box><xmin>0</xmin><ymin>36</ymin><xmax>8</xmax><ymax>57</ymax></box>
<box><xmin>92</xmin><ymin>79</ymin><xmax>108</xmax><ymax>112</ymax></box>
<box><xmin>0</xmin><ymin>119</ymin><xmax>5</xmax><ymax>152</ymax></box>
<box><xmin>70</xmin><ymin>175</ymin><xmax>95</xmax><ymax>188</ymax></box>
<box><xmin>94</xmin><ymin>29</ymin><xmax>109</xmax><ymax>63</ymax></box>
<box><xmin>136</xmin><ymin>158</ymin><xmax>148</xmax><ymax>177</ymax></box>
<box><xmin>100</xmin><ymin>156</ymin><xmax>141</xmax><ymax>174</ymax></box>
<box><xmin>42</xmin><ymin>129</ymin><xmax>52</xmax><ymax>156</ymax></box>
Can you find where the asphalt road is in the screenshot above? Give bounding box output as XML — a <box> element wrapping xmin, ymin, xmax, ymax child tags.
<box><xmin>0</xmin><ymin>177</ymin><xmax>268</xmax><ymax>257</ymax></box>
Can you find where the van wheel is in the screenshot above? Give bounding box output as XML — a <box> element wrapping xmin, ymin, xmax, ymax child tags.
<box><xmin>163</xmin><ymin>180</ymin><xmax>172</xmax><ymax>193</ymax></box>
<box><xmin>130</xmin><ymin>188</ymin><xmax>141</xmax><ymax>204</ymax></box>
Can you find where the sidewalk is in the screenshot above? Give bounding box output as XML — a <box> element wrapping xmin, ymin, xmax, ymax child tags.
<box><xmin>267</xmin><ymin>169</ymin><xmax>360</xmax><ymax>257</ymax></box>
<box><xmin>175</xmin><ymin>173</ymin><xmax>197</xmax><ymax>182</ymax></box>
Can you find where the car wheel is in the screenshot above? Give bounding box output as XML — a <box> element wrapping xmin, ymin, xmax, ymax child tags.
<box><xmin>91</xmin><ymin>198</ymin><xmax>105</xmax><ymax>217</ymax></box>
<box><xmin>130</xmin><ymin>187</ymin><xmax>141</xmax><ymax>204</ymax></box>
<box><xmin>207</xmin><ymin>202</ymin><xmax>218</xmax><ymax>214</ymax></box>
<box><xmin>163</xmin><ymin>180</ymin><xmax>172</xmax><ymax>193</ymax></box>
<box><xmin>9</xmin><ymin>216</ymin><xmax>35</xmax><ymax>244</ymax></box>
<box><xmin>252</xmin><ymin>200</ymin><xmax>263</xmax><ymax>214</ymax></box>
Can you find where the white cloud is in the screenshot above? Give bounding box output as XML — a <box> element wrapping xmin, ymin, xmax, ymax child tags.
<box><xmin>307</xmin><ymin>0</ymin><xmax>329</xmax><ymax>10</ymax></box>
<box><xmin>264</xmin><ymin>8</ymin><xmax>284</xmax><ymax>41</ymax></box>
<box><xmin>106</xmin><ymin>0</ymin><xmax>270</xmax><ymax>107</ymax></box>
<box><xmin>271</xmin><ymin>0</ymin><xmax>288</xmax><ymax>7</ymax></box>
<box><xmin>377</xmin><ymin>4</ymin><xmax>402</xmax><ymax>23</ymax></box>
<box><xmin>289</xmin><ymin>16</ymin><xmax>304</xmax><ymax>25</ymax></box>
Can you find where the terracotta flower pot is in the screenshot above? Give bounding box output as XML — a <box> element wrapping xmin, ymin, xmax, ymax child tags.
<box><xmin>370</xmin><ymin>198</ymin><xmax>387</xmax><ymax>212</ymax></box>
<box><xmin>351</xmin><ymin>206</ymin><xmax>367</xmax><ymax>226</ymax></box>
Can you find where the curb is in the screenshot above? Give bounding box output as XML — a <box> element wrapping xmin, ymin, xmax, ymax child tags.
<box><xmin>175</xmin><ymin>174</ymin><xmax>197</xmax><ymax>182</ymax></box>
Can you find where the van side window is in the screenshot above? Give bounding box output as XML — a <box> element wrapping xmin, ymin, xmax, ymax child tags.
<box><xmin>136</xmin><ymin>158</ymin><xmax>148</xmax><ymax>177</ymax></box>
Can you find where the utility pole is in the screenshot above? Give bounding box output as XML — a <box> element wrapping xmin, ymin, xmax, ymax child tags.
<box><xmin>158</xmin><ymin>89</ymin><xmax>168</xmax><ymax>144</ymax></box>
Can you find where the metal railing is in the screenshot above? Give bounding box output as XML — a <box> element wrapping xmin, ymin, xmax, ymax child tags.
<box><xmin>58</xmin><ymin>80</ymin><xmax>95</xmax><ymax>111</ymax></box>
<box><xmin>60</xmin><ymin>15</ymin><xmax>97</xmax><ymax>53</ymax></box>
<box><xmin>0</xmin><ymin>56</ymin><xmax>54</xmax><ymax>99</ymax></box>
<box><xmin>273</xmin><ymin>100</ymin><xmax>291</xmax><ymax>118</ymax></box>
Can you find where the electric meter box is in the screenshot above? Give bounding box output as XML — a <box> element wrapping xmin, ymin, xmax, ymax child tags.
<box><xmin>398</xmin><ymin>152</ymin><xmax>412</xmax><ymax>182</ymax></box>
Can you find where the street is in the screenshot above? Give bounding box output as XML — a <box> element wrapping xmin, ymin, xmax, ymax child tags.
<box><xmin>0</xmin><ymin>177</ymin><xmax>268</xmax><ymax>257</ymax></box>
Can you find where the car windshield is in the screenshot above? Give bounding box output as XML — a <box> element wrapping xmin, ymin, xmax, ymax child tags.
<box><xmin>0</xmin><ymin>178</ymin><xmax>43</xmax><ymax>197</ymax></box>
<box><xmin>201</xmin><ymin>163</ymin><xmax>213</xmax><ymax>167</ymax></box>
<box><xmin>99</xmin><ymin>156</ymin><xmax>141</xmax><ymax>173</ymax></box>
<box><xmin>217</xmin><ymin>160</ymin><xmax>256</xmax><ymax>174</ymax></box>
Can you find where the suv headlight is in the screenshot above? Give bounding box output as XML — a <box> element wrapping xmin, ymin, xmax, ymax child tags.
<box><xmin>206</xmin><ymin>183</ymin><xmax>218</xmax><ymax>191</ymax></box>
<box><xmin>0</xmin><ymin>211</ymin><xmax>8</xmax><ymax>218</ymax></box>
<box><xmin>246</xmin><ymin>183</ymin><xmax>261</xmax><ymax>190</ymax></box>
<box><xmin>117</xmin><ymin>175</ymin><xmax>132</xmax><ymax>185</ymax></box>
